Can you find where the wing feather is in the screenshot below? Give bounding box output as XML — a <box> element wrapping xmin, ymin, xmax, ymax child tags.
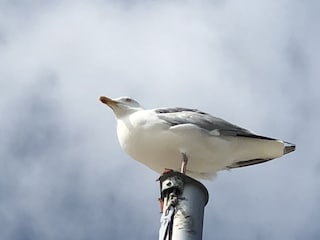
<box><xmin>155</xmin><ymin>107</ymin><xmax>272</xmax><ymax>139</ymax></box>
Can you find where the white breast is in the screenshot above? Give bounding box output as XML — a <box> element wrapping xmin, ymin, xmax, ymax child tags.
<box><xmin>116</xmin><ymin>110</ymin><xmax>230</xmax><ymax>178</ymax></box>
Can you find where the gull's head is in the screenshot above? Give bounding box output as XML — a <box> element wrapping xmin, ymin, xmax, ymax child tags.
<box><xmin>99</xmin><ymin>96</ymin><xmax>143</xmax><ymax>118</ymax></box>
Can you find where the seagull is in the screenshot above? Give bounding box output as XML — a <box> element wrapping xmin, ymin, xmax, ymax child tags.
<box><xmin>99</xmin><ymin>96</ymin><xmax>295</xmax><ymax>180</ymax></box>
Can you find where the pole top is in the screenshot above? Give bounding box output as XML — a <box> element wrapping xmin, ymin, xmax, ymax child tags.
<box><xmin>159</xmin><ymin>171</ymin><xmax>209</xmax><ymax>205</ymax></box>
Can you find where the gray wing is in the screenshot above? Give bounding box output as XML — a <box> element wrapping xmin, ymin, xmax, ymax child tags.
<box><xmin>156</xmin><ymin>107</ymin><xmax>296</xmax><ymax>169</ymax></box>
<box><xmin>155</xmin><ymin>107</ymin><xmax>275</xmax><ymax>140</ymax></box>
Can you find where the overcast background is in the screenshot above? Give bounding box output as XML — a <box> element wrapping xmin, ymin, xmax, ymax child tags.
<box><xmin>0</xmin><ymin>0</ymin><xmax>319</xmax><ymax>239</ymax></box>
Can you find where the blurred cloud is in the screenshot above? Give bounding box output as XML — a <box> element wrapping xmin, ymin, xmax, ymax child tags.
<box><xmin>0</xmin><ymin>0</ymin><xmax>319</xmax><ymax>239</ymax></box>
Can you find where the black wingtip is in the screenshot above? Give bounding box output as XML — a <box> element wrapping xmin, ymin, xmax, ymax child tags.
<box><xmin>226</xmin><ymin>158</ymin><xmax>272</xmax><ymax>169</ymax></box>
<box><xmin>284</xmin><ymin>142</ymin><xmax>296</xmax><ymax>155</ymax></box>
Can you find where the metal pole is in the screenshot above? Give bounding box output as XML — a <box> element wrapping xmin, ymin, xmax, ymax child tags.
<box><xmin>159</xmin><ymin>171</ymin><xmax>209</xmax><ymax>240</ymax></box>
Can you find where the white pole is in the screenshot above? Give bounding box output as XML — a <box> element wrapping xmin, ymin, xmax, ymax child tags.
<box><xmin>159</xmin><ymin>171</ymin><xmax>209</xmax><ymax>240</ymax></box>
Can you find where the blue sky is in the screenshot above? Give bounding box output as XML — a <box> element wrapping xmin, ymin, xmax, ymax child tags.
<box><xmin>0</xmin><ymin>0</ymin><xmax>319</xmax><ymax>239</ymax></box>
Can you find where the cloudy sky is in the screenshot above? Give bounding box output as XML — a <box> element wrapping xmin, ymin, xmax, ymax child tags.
<box><xmin>1</xmin><ymin>0</ymin><xmax>319</xmax><ymax>239</ymax></box>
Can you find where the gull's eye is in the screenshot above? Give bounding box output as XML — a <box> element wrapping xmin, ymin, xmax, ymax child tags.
<box><xmin>124</xmin><ymin>98</ymin><xmax>132</xmax><ymax>102</ymax></box>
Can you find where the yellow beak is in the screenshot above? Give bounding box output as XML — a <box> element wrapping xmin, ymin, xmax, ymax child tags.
<box><xmin>99</xmin><ymin>96</ymin><xmax>118</xmax><ymax>107</ymax></box>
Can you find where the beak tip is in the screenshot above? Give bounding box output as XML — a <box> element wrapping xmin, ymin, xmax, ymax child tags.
<box><xmin>99</xmin><ymin>96</ymin><xmax>108</xmax><ymax>104</ymax></box>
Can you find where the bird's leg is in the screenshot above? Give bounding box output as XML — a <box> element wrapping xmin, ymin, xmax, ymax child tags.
<box><xmin>180</xmin><ymin>153</ymin><xmax>188</xmax><ymax>174</ymax></box>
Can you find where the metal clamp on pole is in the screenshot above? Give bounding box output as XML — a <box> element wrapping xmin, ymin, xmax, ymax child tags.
<box><xmin>159</xmin><ymin>171</ymin><xmax>209</xmax><ymax>240</ymax></box>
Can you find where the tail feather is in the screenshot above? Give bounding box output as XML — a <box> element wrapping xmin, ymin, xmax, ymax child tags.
<box><xmin>227</xmin><ymin>141</ymin><xmax>296</xmax><ymax>169</ymax></box>
<box><xmin>284</xmin><ymin>141</ymin><xmax>296</xmax><ymax>155</ymax></box>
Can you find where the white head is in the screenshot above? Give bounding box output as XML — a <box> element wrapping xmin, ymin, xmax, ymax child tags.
<box><xmin>99</xmin><ymin>96</ymin><xmax>143</xmax><ymax>118</ymax></box>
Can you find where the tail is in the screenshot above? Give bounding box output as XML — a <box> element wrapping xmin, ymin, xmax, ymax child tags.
<box><xmin>227</xmin><ymin>141</ymin><xmax>296</xmax><ymax>169</ymax></box>
<box><xmin>283</xmin><ymin>141</ymin><xmax>296</xmax><ymax>154</ymax></box>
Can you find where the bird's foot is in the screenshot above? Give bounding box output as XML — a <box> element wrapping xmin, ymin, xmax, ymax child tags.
<box><xmin>163</xmin><ymin>168</ymin><xmax>174</xmax><ymax>174</ymax></box>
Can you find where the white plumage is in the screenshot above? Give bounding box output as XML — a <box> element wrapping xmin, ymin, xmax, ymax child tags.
<box><xmin>100</xmin><ymin>96</ymin><xmax>295</xmax><ymax>179</ymax></box>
